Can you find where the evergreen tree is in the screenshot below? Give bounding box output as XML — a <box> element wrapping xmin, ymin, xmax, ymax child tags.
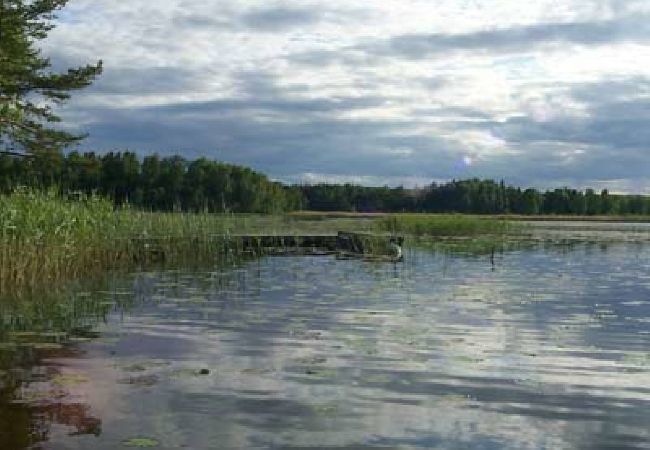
<box><xmin>0</xmin><ymin>0</ymin><xmax>102</xmax><ymax>156</ymax></box>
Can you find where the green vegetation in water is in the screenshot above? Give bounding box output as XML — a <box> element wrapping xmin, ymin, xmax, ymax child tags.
<box><xmin>117</xmin><ymin>374</ymin><xmax>160</xmax><ymax>387</ymax></box>
<box><xmin>15</xmin><ymin>388</ymin><xmax>67</xmax><ymax>404</ymax></box>
<box><xmin>311</xmin><ymin>403</ymin><xmax>339</xmax><ymax>416</ymax></box>
<box><xmin>51</xmin><ymin>373</ymin><xmax>89</xmax><ymax>387</ymax></box>
<box><xmin>121</xmin><ymin>437</ymin><xmax>160</xmax><ymax>448</ymax></box>
<box><xmin>117</xmin><ymin>360</ymin><xmax>171</xmax><ymax>373</ymax></box>
<box><xmin>0</xmin><ymin>189</ymin><xmax>535</xmax><ymax>295</ymax></box>
<box><xmin>0</xmin><ymin>189</ymin><xmax>326</xmax><ymax>295</ymax></box>
<box><xmin>377</xmin><ymin>213</ymin><xmax>514</xmax><ymax>237</ymax></box>
<box><xmin>372</xmin><ymin>213</ymin><xmax>537</xmax><ymax>256</ymax></box>
<box><xmin>0</xmin><ymin>286</ymin><xmax>119</xmax><ymax>344</ymax></box>
<box><xmin>412</xmin><ymin>234</ymin><xmax>536</xmax><ymax>256</ymax></box>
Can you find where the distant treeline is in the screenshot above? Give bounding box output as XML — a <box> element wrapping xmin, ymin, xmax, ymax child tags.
<box><xmin>0</xmin><ymin>151</ymin><xmax>303</xmax><ymax>213</ymax></box>
<box><xmin>1</xmin><ymin>151</ymin><xmax>649</xmax><ymax>215</ymax></box>
<box><xmin>300</xmin><ymin>179</ymin><xmax>650</xmax><ymax>215</ymax></box>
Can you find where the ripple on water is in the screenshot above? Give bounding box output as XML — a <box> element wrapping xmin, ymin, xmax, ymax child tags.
<box><xmin>1</xmin><ymin>243</ymin><xmax>650</xmax><ymax>449</ymax></box>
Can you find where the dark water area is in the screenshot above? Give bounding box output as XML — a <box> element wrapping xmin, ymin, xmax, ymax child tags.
<box><xmin>1</xmin><ymin>238</ymin><xmax>650</xmax><ymax>449</ymax></box>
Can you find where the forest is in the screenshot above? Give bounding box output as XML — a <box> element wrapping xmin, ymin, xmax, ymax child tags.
<box><xmin>1</xmin><ymin>150</ymin><xmax>649</xmax><ymax>215</ymax></box>
<box><xmin>0</xmin><ymin>151</ymin><xmax>303</xmax><ymax>213</ymax></box>
<box><xmin>301</xmin><ymin>178</ymin><xmax>650</xmax><ymax>215</ymax></box>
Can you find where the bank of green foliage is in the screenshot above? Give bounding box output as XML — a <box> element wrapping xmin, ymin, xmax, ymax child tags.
<box><xmin>377</xmin><ymin>214</ymin><xmax>512</xmax><ymax>237</ymax></box>
<box><xmin>0</xmin><ymin>151</ymin><xmax>303</xmax><ymax>213</ymax></box>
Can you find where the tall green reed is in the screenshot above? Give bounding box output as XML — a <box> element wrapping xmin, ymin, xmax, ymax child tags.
<box><xmin>376</xmin><ymin>213</ymin><xmax>513</xmax><ymax>237</ymax></box>
<box><xmin>0</xmin><ymin>189</ymin><xmax>281</xmax><ymax>295</ymax></box>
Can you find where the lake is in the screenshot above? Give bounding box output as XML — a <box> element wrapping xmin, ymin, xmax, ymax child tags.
<box><xmin>1</xmin><ymin>223</ymin><xmax>649</xmax><ymax>449</ymax></box>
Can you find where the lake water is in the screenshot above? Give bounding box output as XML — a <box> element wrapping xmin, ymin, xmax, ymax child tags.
<box><xmin>1</xmin><ymin>226</ymin><xmax>650</xmax><ymax>449</ymax></box>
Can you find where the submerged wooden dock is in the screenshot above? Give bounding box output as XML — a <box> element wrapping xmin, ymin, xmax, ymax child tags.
<box><xmin>231</xmin><ymin>231</ymin><xmax>404</xmax><ymax>260</ymax></box>
<box><xmin>232</xmin><ymin>234</ymin><xmax>339</xmax><ymax>252</ymax></box>
<box><xmin>129</xmin><ymin>232</ymin><xmax>404</xmax><ymax>263</ymax></box>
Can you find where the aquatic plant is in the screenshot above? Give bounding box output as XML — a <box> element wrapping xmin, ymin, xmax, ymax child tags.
<box><xmin>0</xmin><ymin>189</ymin><xmax>285</xmax><ymax>294</ymax></box>
<box><xmin>0</xmin><ymin>190</ymin><xmax>526</xmax><ymax>295</ymax></box>
<box><xmin>376</xmin><ymin>213</ymin><xmax>514</xmax><ymax>237</ymax></box>
<box><xmin>121</xmin><ymin>437</ymin><xmax>160</xmax><ymax>447</ymax></box>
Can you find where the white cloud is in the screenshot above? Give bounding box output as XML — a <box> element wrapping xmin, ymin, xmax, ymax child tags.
<box><xmin>39</xmin><ymin>0</ymin><xmax>650</xmax><ymax>191</ymax></box>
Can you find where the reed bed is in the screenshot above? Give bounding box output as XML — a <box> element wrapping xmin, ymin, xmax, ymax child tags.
<box><xmin>1</xmin><ymin>191</ymin><xmax>520</xmax><ymax>295</ymax></box>
<box><xmin>0</xmin><ymin>190</ymin><xmax>293</xmax><ymax>295</ymax></box>
<box><xmin>376</xmin><ymin>213</ymin><xmax>513</xmax><ymax>237</ymax></box>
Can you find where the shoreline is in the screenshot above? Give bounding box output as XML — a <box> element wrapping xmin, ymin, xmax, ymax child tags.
<box><xmin>290</xmin><ymin>211</ymin><xmax>650</xmax><ymax>223</ymax></box>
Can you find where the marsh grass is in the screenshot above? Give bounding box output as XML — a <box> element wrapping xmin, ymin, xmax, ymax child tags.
<box><xmin>0</xmin><ymin>191</ymin><xmax>522</xmax><ymax>294</ymax></box>
<box><xmin>376</xmin><ymin>213</ymin><xmax>513</xmax><ymax>237</ymax></box>
<box><xmin>0</xmin><ymin>189</ymin><xmax>291</xmax><ymax>295</ymax></box>
<box><xmin>411</xmin><ymin>235</ymin><xmax>535</xmax><ymax>256</ymax></box>
<box><xmin>0</xmin><ymin>191</ymin><xmax>386</xmax><ymax>295</ymax></box>
<box><xmin>373</xmin><ymin>213</ymin><xmax>528</xmax><ymax>256</ymax></box>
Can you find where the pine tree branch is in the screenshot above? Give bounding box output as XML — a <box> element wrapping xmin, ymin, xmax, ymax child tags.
<box><xmin>0</xmin><ymin>150</ymin><xmax>34</xmax><ymax>158</ymax></box>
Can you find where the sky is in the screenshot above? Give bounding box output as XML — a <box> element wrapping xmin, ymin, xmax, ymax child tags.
<box><xmin>43</xmin><ymin>0</ymin><xmax>650</xmax><ymax>192</ymax></box>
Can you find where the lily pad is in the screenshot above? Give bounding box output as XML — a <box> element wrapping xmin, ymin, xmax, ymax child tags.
<box><xmin>117</xmin><ymin>374</ymin><xmax>159</xmax><ymax>387</ymax></box>
<box><xmin>51</xmin><ymin>373</ymin><xmax>89</xmax><ymax>387</ymax></box>
<box><xmin>122</xmin><ymin>437</ymin><xmax>159</xmax><ymax>447</ymax></box>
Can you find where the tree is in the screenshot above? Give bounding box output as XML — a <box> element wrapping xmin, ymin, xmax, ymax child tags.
<box><xmin>0</xmin><ymin>0</ymin><xmax>102</xmax><ymax>156</ymax></box>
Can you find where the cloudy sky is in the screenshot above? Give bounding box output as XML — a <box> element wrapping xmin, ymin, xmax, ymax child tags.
<box><xmin>44</xmin><ymin>0</ymin><xmax>650</xmax><ymax>192</ymax></box>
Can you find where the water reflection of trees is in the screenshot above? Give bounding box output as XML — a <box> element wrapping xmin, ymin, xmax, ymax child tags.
<box><xmin>0</xmin><ymin>259</ymin><xmax>253</xmax><ymax>449</ymax></box>
<box><xmin>0</xmin><ymin>283</ymin><xmax>117</xmax><ymax>449</ymax></box>
<box><xmin>0</xmin><ymin>345</ymin><xmax>101</xmax><ymax>449</ymax></box>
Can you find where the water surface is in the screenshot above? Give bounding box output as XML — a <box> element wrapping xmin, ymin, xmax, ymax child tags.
<box><xmin>1</xmin><ymin>233</ymin><xmax>649</xmax><ymax>449</ymax></box>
